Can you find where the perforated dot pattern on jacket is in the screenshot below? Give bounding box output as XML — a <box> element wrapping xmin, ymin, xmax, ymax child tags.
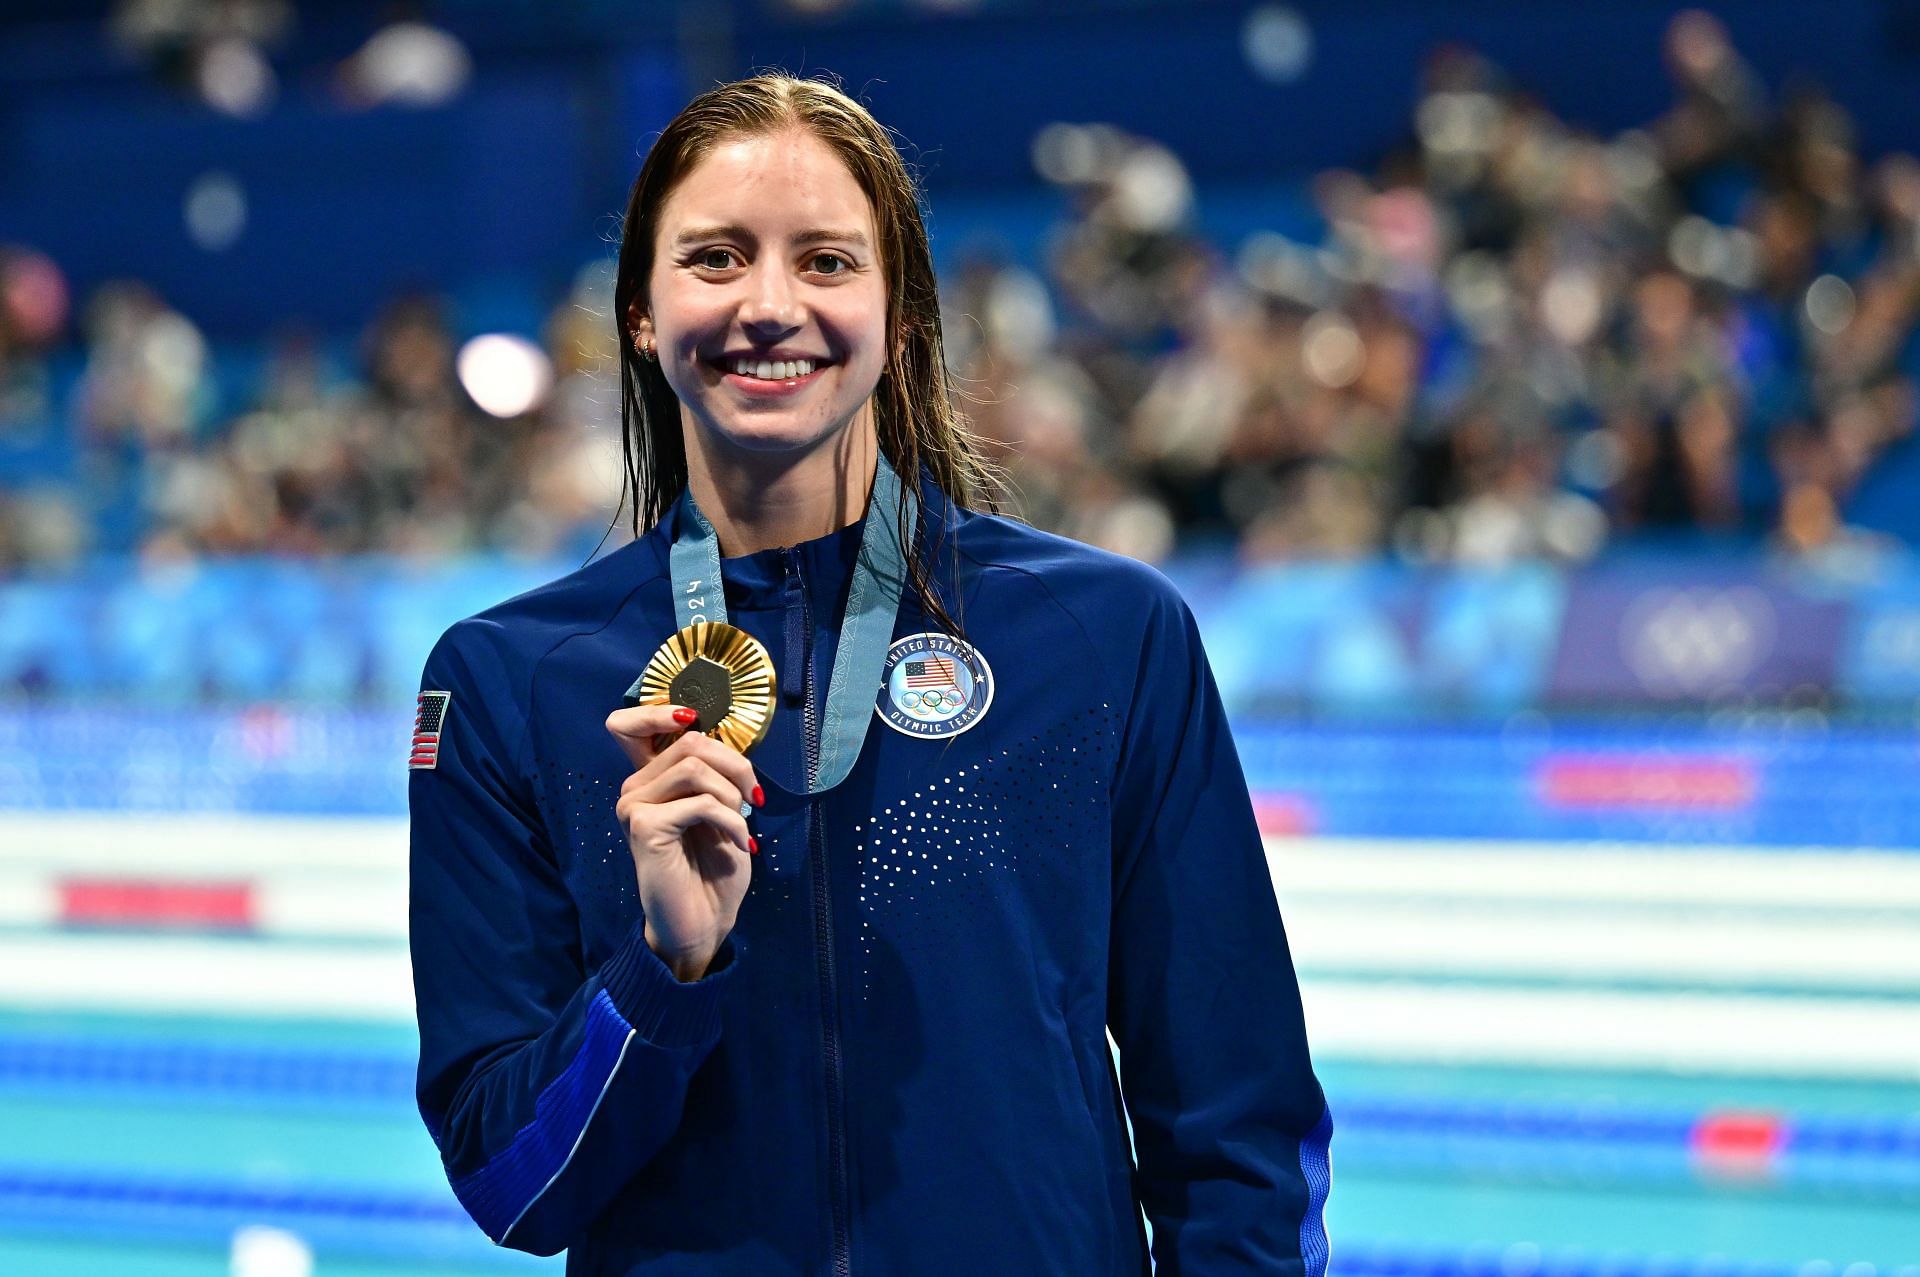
<box><xmin>543</xmin><ymin>761</ymin><xmax>799</xmax><ymax>914</ymax></box>
<box><xmin>852</xmin><ymin>702</ymin><xmax>1118</xmax><ymax>998</ymax></box>
<box><xmin>543</xmin><ymin>764</ymin><xmax>635</xmax><ymax>907</ymax></box>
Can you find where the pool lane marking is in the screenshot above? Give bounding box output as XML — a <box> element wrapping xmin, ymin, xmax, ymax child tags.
<box><xmin>1299</xmin><ymin>981</ymin><xmax>1920</xmax><ymax>1080</ymax></box>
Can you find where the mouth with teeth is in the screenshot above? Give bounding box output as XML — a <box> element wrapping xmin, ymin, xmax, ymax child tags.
<box><xmin>710</xmin><ymin>354</ymin><xmax>832</xmax><ymax>394</ymax></box>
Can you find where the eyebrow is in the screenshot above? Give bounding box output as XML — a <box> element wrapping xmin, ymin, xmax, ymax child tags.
<box><xmin>672</xmin><ymin>224</ymin><xmax>870</xmax><ymax>249</ymax></box>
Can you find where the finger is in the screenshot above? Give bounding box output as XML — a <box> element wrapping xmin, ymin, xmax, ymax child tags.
<box><xmin>634</xmin><ymin>729</ymin><xmax>760</xmax><ymax>808</ymax></box>
<box><xmin>619</xmin><ymin>734</ymin><xmax>710</xmax><ymax>797</ymax></box>
<box><xmin>652</xmin><ymin>793</ymin><xmax>753</xmax><ymax>855</ymax></box>
<box><xmin>675</xmin><ymin>732</ymin><xmax>762</xmax><ymax>808</ymax></box>
<box><xmin>628</xmin><ymin>756</ymin><xmax>750</xmax><ymax>812</ymax></box>
<box><xmin>605</xmin><ymin>704</ymin><xmax>698</xmax><ymax>769</ymax></box>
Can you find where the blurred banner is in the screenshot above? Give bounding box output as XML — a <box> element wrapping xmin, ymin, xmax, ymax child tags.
<box><xmin>8</xmin><ymin>549</ymin><xmax>1919</xmax><ymax>714</ymax></box>
<box><xmin>11</xmin><ymin>548</ymin><xmax>1917</xmax><ymax>853</ymax></box>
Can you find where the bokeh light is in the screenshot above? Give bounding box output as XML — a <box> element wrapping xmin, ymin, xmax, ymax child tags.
<box><xmin>184</xmin><ymin>172</ymin><xmax>247</xmax><ymax>252</ymax></box>
<box><xmin>456</xmin><ymin>333</ymin><xmax>554</xmax><ymax>419</ymax></box>
<box><xmin>1243</xmin><ymin>6</ymin><xmax>1314</xmax><ymax>84</ymax></box>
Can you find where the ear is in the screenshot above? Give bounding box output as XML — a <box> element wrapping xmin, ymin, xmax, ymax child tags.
<box><xmin>627</xmin><ymin>301</ymin><xmax>651</xmax><ymax>339</ymax></box>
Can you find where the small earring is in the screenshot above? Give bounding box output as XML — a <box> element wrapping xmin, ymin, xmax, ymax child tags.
<box><xmin>634</xmin><ymin>333</ymin><xmax>656</xmax><ymax>362</ymax></box>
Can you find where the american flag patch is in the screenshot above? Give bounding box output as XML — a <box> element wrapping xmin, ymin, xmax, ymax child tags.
<box><xmin>904</xmin><ymin>657</ymin><xmax>956</xmax><ymax>689</ymax></box>
<box><xmin>410</xmin><ymin>691</ymin><xmax>452</xmax><ymax>770</ymax></box>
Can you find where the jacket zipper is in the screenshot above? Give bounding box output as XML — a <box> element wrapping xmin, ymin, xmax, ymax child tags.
<box><xmin>785</xmin><ymin>547</ymin><xmax>853</xmax><ymax>1277</ymax></box>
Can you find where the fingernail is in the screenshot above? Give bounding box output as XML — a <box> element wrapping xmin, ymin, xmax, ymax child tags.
<box><xmin>751</xmin><ymin>785</ymin><xmax>765</xmax><ymax>808</ymax></box>
<box><xmin>672</xmin><ymin>707</ymin><xmax>698</xmax><ymax>726</ymax></box>
<box><xmin>748</xmin><ymin>836</ymin><xmax>760</xmax><ymax>855</ymax></box>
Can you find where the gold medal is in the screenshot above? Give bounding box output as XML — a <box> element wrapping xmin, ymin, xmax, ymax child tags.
<box><xmin>634</xmin><ymin>620</ymin><xmax>776</xmax><ymax>755</ymax></box>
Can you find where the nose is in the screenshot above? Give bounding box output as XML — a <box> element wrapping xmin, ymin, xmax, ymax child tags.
<box><xmin>741</xmin><ymin>260</ymin><xmax>803</xmax><ymax>334</ymax></box>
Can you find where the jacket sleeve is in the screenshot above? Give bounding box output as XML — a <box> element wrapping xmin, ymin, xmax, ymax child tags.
<box><xmin>409</xmin><ymin>620</ymin><xmax>741</xmax><ymax>1256</ymax></box>
<box><xmin>1106</xmin><ymin>579</ymin><xmax>1333</xmax><ymax>1276</ymax></box>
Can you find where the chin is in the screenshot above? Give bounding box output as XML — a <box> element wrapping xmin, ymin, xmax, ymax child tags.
<box><xmin>698</xmin><ymin>412</ymin><xmax>850</xmax><ymax>459</ymax></box>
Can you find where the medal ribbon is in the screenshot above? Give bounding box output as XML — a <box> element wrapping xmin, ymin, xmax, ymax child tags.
<box><xmin>660</xmin><ymin>452</ymin><xmax>910</xmax><ymax>794</ymax></box>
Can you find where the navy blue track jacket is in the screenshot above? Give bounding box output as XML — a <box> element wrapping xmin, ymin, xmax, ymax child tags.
<box><xmin>408</xmin><ymin>465</ymin><xmax>1332</xmax><ymax>1274</ymax></box>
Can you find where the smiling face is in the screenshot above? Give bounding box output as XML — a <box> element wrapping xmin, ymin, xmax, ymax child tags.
<box><xmin>637</xmin><ymin>127</ymin><xmax>890</xmax><ymax>471</ymax></box>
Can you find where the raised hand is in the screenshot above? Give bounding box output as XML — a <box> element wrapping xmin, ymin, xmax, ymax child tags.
<box><xmin>605</xmin><ymin>704</ymin><xmax>764</xmax><ymax>982</ymax></box>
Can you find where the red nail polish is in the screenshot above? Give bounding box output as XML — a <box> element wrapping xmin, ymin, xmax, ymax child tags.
<box><xmin>672</xmin><ymin>707</ymin><xmax>698</xmax><ymax>726</ymax></box>
<box><xmin>752</xmin><ymin>785</ymin><xmax>765</xmax><ymax>808</ymax></box>
<box><xmin>748</xmin><ymin>836</ymin><xmax>760</xmax><ymax>855</ymax></box>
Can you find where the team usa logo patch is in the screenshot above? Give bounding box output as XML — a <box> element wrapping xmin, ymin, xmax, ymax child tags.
<box><xmin>876</xmin><ymin>633</ymin><xmax>993</xmax><ymax>739</ymax></box>
<box><xmin>410</xmin><ymin>691</ymin><xmax>452</xmax><ymax>770</ymax></box>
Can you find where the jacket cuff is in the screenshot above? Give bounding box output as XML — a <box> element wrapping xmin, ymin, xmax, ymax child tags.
<box><xmin>598</xmin><ymin>922</ymin><xmax>740</xmax><ymax>1051</ymax></box>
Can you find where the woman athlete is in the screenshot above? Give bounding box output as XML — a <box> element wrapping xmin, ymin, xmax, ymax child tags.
<box><xmin>408</xmin><ymin>73</ymin><xmax>1331</xmax><ymax>1276</ymax></box>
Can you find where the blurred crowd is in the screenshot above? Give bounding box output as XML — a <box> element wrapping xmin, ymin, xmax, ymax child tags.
<box><xmin>105</xmin><ymin>0</ymin><xmax>471</xmax><ymax>117</ymax></box>
<box><xmin>2</xmin><ymin>10</ymin><xmax>1916</xmax><ymax>570</ymax></box>
<box><xmin>0</xmin><ymin>272</ymin><xmax>622</xmax><ymax>566</ymax></box>
<box><xmin>963</xmin><ymin>10</ymin><xmax>1919</xmax><ymax>564</ymax></box>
